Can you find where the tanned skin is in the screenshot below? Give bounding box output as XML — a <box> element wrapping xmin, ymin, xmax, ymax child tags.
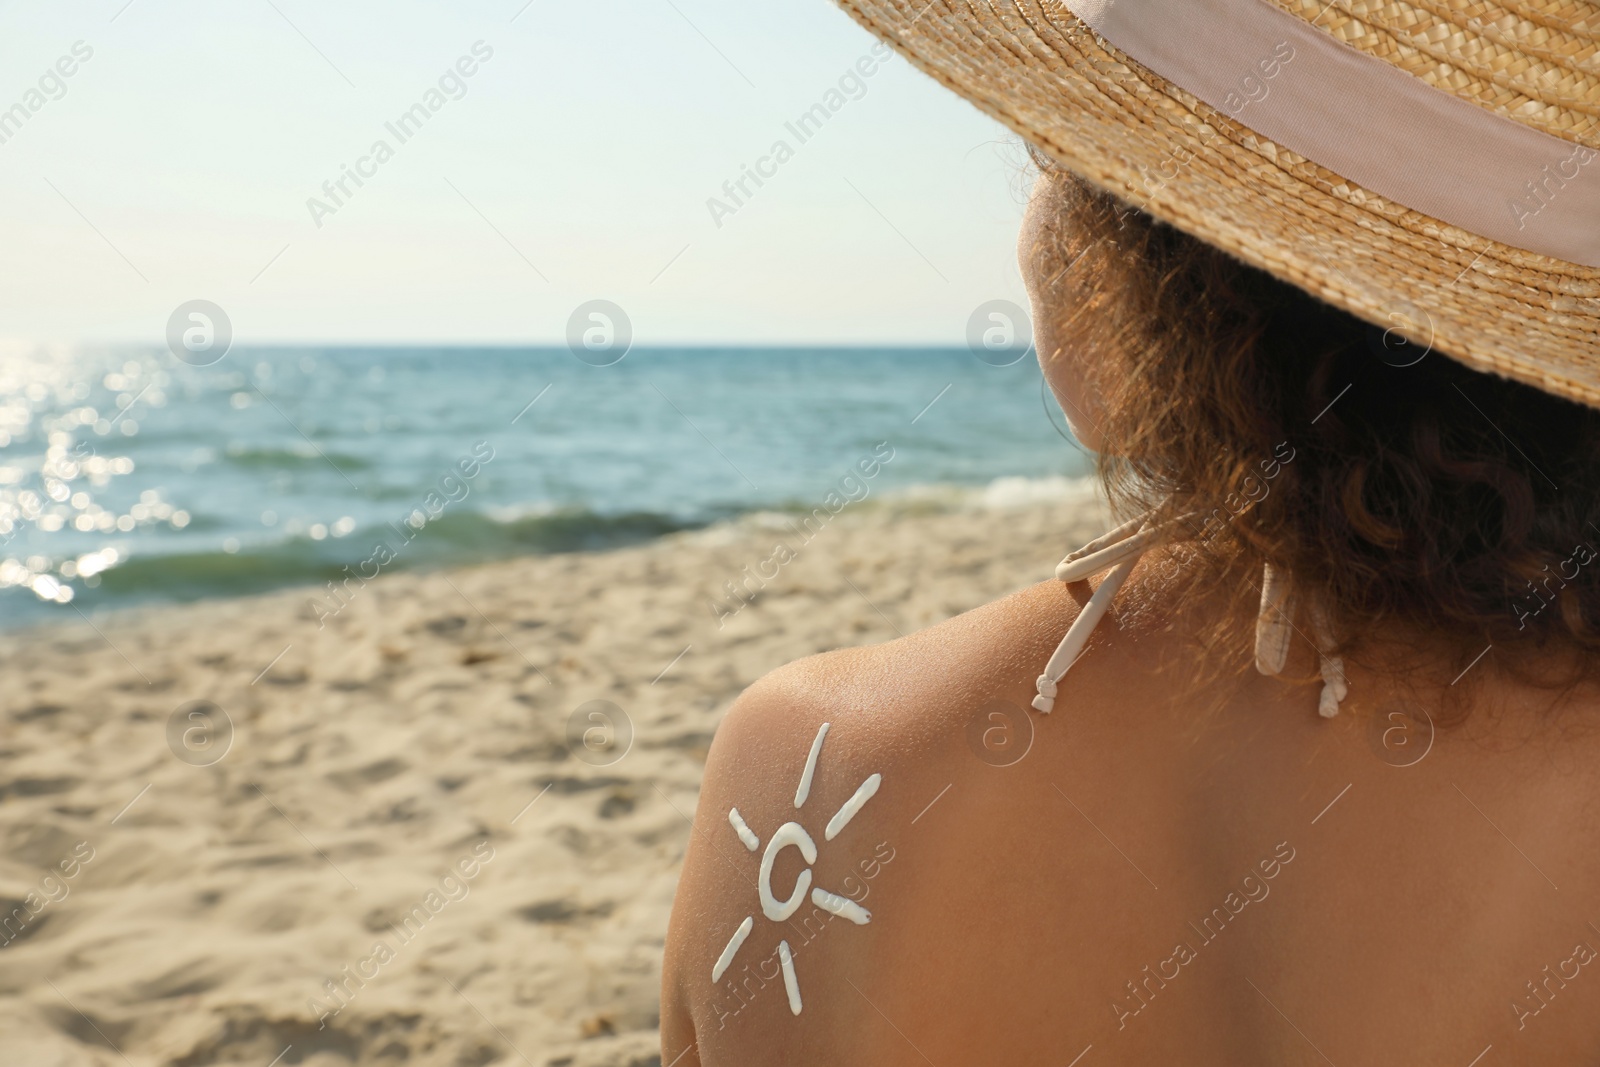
<box><xmin>661</xmin><ymin>180</ymin><xmax>1600</xmax><ymax>1066</ymax></box>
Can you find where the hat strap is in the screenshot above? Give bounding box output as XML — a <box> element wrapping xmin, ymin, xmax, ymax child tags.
<box><xmin>1066</xmin><ymin>0</ymin><xmax>1600</xmax><ymax>267</ymax></box>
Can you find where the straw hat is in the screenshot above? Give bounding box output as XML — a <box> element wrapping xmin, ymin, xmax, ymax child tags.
<box><xmin>834</xmin><ymin>0</ymin><xmax>1600</xmax><ymax>407</ymax></box>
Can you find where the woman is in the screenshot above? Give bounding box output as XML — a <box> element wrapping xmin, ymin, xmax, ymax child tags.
<box><xmin>664</xmin><ymin>1</ymin><xmax>1600</xmax><ymax>1063</ymax></box>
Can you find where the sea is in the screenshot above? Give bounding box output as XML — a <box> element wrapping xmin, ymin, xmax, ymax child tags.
<box><xmin>0</xmin><ymin>347</ymin><xmax>1092</xmax><ymax>629</ymax></box>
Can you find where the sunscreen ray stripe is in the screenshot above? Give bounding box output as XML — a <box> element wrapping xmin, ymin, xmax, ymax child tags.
<box><xmin>825</xmin><ymin>773</ymin><xmax>881</xmax><ymax>841</ymax></box>
<box><xmin>811</xmin><ymin>886</ymin><xmax>871</xmax><ymax>924</ymax></box>
<box><xmin>794</xmin><ymin>722</ymin><xmax>830</xmax><ymax>808</ymax></box>
<box><xmin>711</xmin><ymin>916</ymin><xmax>754</xmax><ymax>983</ymax></box>
<box><xmin>727</xmin><ymin>807</ymin><xmax>760</xmax><ymax>851</ymax></box>
<box><xmin>778</xmin><ymin>940</ymin><xmax>803</xmax><ymax>1015</ymax></box>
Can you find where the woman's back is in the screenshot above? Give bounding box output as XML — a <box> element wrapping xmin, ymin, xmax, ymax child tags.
<box><xmin>663</xmin><ymin>565</ymin><xmax>1600</xmax><ymax>1065</ymax></box>
<box><xmin>663</xmin><ymin>0</ymin><xmax>1600</xmax><ymax>1057</ymax></box>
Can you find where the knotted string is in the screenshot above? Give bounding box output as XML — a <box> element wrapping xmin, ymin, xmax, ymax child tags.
<box><xmin>1033</xmin><ymin>510</ymin><xmax>1189</xmax><ymax>713</ymax></box>
<box><xmin>1253</xmin><ymin>562</ymin><xmax>1347</xmax><ymax>717</ymax></box>
<box><xmin>1036</xmin><ymin>517</ymin><xmax>1350</xmax><ymax>717</ymax></box>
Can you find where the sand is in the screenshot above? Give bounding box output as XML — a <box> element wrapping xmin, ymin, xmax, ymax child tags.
<box><xmin>0</xmin><ymin>481</ymin><xmax>1107</xmax><ymax>1067</ymax></box>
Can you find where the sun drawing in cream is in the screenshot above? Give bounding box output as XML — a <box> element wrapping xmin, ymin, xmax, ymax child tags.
<box><xmin>712</xmin><ymin>721</ymin><xmax>881</xmax><ymax>1016</ymax></box>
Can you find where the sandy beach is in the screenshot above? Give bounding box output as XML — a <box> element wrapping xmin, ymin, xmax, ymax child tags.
<box><xmin>0</xmin><ymin>482</ymin><xmax>1106</xmax><ymax>1067</ymax></box>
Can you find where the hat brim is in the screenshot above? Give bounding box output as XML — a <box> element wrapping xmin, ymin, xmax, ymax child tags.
<box><xmin>837</xmin><ymin>0</ymin><xmax>1600</xmax><ymax>407</ymax></box>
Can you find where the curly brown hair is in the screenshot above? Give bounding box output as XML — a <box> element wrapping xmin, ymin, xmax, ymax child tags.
<box><xmin>1026</xmin><ymin>164</ymin><xmax>1600</xmax><ymax>702</ymax></box>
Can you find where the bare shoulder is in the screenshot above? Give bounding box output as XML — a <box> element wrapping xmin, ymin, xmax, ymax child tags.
<box><xmin>661</xmin><ymin>574</ymin><xmax>1191</xmax><ymax>1065</ymax></box>
<box><xmin>666</xmin><ymin>556</ymin><xmax>1600</xmax><ymax>1065</ymax></box>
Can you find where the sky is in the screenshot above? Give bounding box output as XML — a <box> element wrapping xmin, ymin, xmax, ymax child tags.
<box><xmin>0</xmin><ymin>0</ymin><xmax>1034</xmax><ymax>346</ymax></box>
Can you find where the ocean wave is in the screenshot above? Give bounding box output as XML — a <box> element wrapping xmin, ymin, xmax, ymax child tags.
<box><xmin>0</xmin><ymin>506</ymin><xmax>702</xmax><ymax>623</ymax></box>
<box><xmin>0</xmin><ymin>476</ymin><xmax>1099</xmax><ymax>626</ymax></box>
<box><xmin>710</xmin><ymin>475</ymin><xmax>1099</xmax><ymax>525</ymax></box>
<box><xmin>856</xmin><ymin>474</ymin><xmax>1100</xmax><ymax>512</ymax></box>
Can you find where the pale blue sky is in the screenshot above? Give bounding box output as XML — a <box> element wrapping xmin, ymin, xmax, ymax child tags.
<box><xmin>0</xmin><ymin>0</ymin><xmax>1032</xmax><ymax>346</ymax></box>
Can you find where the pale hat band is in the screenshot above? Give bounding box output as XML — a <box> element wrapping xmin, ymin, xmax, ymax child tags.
<box><xmin>1070</xmin><ymin>0</ymin><xmax>1600</xmax><ymax>267</ymax></box>
<box><xmin>835</xmin><ymin>0</ymin><xmax>1600</xmax><ymax>409</ymax></box>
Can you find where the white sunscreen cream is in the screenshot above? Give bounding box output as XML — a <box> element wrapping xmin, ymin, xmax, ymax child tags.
<box><xmin>712</xmin><ymin>915</ymin><xmax>754</xmax><ymax>983</ymax></box>
<box><xmin>794</xmin><ymin>722</ymin><xmax>830</xmax><ymax>807</ymax></box>
<box><xmin>758</xmin><ymin>821</ymin><xmax>817</xmax><ymax>922</ymax></box>
<box><xmin>778</xmin><ymin>939</ymin><xmax>802</xmax><ymax>1015</ymax></box>
<box><xmin>811</xmin><ymin>887</ymin><xmax>870</xmax><ymax>925</ymax></box>
<box><xmin>728</xmin><ymin>807</ymin><xmax>760</xmax><ymax>851</ymax></box>
<box><xmin>824</xmin><ymin>773</ymin><xmax>881</xmax><ymax>841</ymax></box>
<box><xmin>708</xmin><ymin>721</ymin><xmax>884</xmax><ymax>1016</ymax></box>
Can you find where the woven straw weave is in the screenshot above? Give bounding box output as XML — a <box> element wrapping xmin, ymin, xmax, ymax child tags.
<box><xmin>835</xmin><ymin>0</ymin><xmax>1600</xmax><ymax>407</ymax></box>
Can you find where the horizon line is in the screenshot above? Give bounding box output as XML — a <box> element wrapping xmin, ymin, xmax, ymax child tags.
<box><xmin>4</xmin><ymin>341</ymin><xmax>1032</xmax><ymax>353</ymax></box>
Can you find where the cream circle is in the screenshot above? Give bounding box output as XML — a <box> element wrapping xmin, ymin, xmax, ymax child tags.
<box><xmin>759</xmin><ymin>821</ymin><xmax>817</xmax><ymax>922</ymax></box>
